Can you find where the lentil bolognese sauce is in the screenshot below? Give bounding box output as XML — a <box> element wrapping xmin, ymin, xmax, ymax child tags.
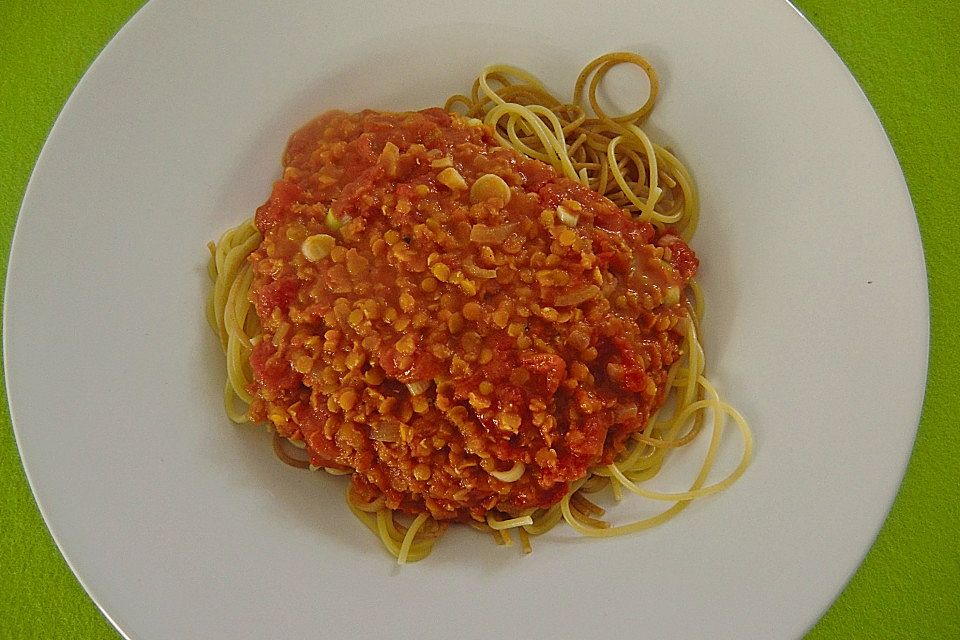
<box><xmin>208</xmin><ymin>53</ymin><xmax>752</xmax><ymax>562</ymax></box>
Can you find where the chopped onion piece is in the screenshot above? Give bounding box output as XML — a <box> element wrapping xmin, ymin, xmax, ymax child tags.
<box><xmin>405</xmin><ymin>379</ymin><xmax>433</xmax><ymax>395</ymax></box>
<box><xmin>554</xmin><ymin>284</ymin><xmax>600</xmax><ymax>307</ymax></box>
<box><xmin>557</xmin><ymin>205</ymin><xmax>579</xmax><ymax>227</ymax></box>
<box><xmin>325</xmin><ymin>208</ymin><xmax>343</xmax><ymax>231</ymax></box>
<box><xmin>663</xmin><ymin>285</ymin><xmax>681</xmax><ymax>305</ymax></box>
<box><xmin>470</xmin><ymin>222</ymin><xmax>518</xmax><ymax>244</ymax></box>
<box><xmin>463</xmin><ymin>258</ymin><xmax>497</xmax><ymax>279</ymax></box>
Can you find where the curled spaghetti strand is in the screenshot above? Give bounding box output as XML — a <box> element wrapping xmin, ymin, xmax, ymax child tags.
<box><xmin>462</xmin><ymin>52</ymin><xmax>697</xmax><ymax>240</ymax></box>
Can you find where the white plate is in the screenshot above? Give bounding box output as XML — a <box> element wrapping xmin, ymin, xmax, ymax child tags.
<box><xmin>5</xmin><ymin>0</ymin><xmax>927</xmax><ymax>638</ymax></box>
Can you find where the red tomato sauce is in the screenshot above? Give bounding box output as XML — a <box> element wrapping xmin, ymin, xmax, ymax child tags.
<box><xmin>246</xmin><ymin>108</ymin><xmax>697</xmax><ymax>521</ymax></box>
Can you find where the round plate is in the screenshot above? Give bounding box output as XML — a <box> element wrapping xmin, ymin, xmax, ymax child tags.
<box><xmin>5</xmin><ymin>0</ymin><xmax>927</xmax><ymax>638</ymax></box>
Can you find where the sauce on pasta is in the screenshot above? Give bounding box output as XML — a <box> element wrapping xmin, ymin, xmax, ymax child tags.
<box><xmin>249</xmin><ymin>108</ymin><xmax>696</xmax><ymax>522</ymax></box>
<box><xmin>207</xmin><ymin>53</ymin><xmax>752</xmax><ymax>562</ymax></box>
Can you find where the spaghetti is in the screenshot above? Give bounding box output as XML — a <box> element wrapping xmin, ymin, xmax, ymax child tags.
<box><xmin>207</xmin><ymin>52</ymin><xmax>751</xmax><ymax>562</ymax></box>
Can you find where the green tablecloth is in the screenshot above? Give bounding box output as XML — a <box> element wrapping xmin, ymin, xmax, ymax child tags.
<box><xmin>1</xmin><ymin>1</ymin><xmax>957</xmax><ymax>637</ymax></box>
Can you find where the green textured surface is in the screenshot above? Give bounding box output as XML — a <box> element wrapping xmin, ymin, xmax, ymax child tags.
<box><xmin>1</xmin><ymin>1</ymin><xmax>957</xmax><ymax>638</ymax></box>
